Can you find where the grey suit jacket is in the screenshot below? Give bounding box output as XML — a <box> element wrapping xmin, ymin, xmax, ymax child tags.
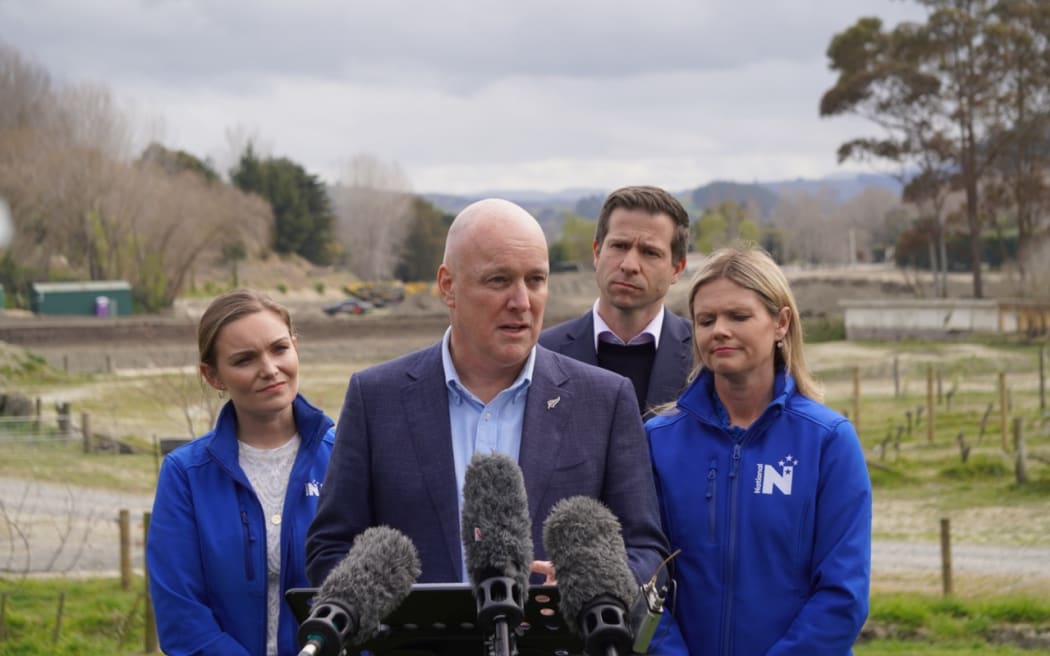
<box><xmin>539</xmin><ymin>309</ymin><xmax>693</xmax><ymax>415</ymax></box>
<box><xmin>305</xmin><ymin>342</ymin><xmax>669</xmax><ymax>586</ymax></box>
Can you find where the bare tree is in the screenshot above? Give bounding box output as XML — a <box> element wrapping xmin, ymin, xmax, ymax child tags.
<box><xmin>769</xmin><ymin>189</ymin><xmax>848</xmax><ymax>265</ymax></box>
<box><xmin>0</xmin><ymin>45</ymin><xmax>56</xmax><ymax>132</ymax></box>
<box><xmin>0</xmin><ymin>44</ymin><xmax>273</xmax><ymax>309</ymax></box>
<box><xmin>840</xmin><ymin>186</ymin><xmax>904</xmax><ymax>264</ymax></box>
<box><xmin>331</xmin><ymin>154</ymin><xmax>414</xmax><ymax>281</ymax></box>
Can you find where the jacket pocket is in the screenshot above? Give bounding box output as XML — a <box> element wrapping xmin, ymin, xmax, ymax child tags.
<box><xmin>793</xmin><ymin>498</ymin><xmax>811</xmax><ymax>593</ymax></box>
<box><xmin>705</xmin><ymin>458</ymin><xmax>718</xmax><ymax>542</ymax></box>
<box><xmin>241</xmin><ymin>510</ymin><xmax>256</xmax><ymax>581</ymax></box>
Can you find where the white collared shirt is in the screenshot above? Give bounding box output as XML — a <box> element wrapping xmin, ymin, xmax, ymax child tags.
<box><xmin>592</xmin><ymin>300</ymin><xmax>665</xmax><ymax>351</ymax></box>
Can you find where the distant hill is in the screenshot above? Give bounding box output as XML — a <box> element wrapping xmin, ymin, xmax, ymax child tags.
<box><xmin>422</xmin><ymin>172</ymin><xmax>904</xmax><ymax>230</ymax></box>
<box><xmin>684</xmin><ymin>181</ymin><xmax>779</xmax><ymax>219</ymax></box>
<box><xmin>760</xmin><ymin>172</ymin><xmax>902</xmax><ymax>202</ymax></box>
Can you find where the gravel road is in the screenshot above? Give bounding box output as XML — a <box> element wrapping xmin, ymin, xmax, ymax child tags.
<box><xmin>3</xmin><ymin>476</ymin><xmax>1048</xmax><ymax>598</ymax></box>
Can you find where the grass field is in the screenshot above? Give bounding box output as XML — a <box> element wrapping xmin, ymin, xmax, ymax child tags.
<box><xmin>1</xmin><ymin>337</ymin><xmax>1048</xmax><ymax>652</ymax></box>
<box><xmin>0</xmin><ymin>579</ymin><xmax>1047</xmax><ymax>655</ymax></box>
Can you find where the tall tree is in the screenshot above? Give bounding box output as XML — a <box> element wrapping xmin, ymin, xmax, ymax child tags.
<box><xmin>230</xmin><ymin>145</ymin><xmax>335</xmax><ymax>264</ymax></box>
<box><xmin>822</xmin><ymin>1</ymin><xmax>1007</xmax><ymax>297</ymax></box>
<box><xmin>394</xmin><ymin>197</ymin><xmax>452</xmax><ymax>282</ymax></box>
<box><xmin>984</xmin><ymin>0</ymin><xmax>1050</xmax><ymax>286</ymax></box>
<box><xmin>331</xmin><ymin>154</ymin><xmax>414</xmax><ymax>281</ymax></box>
<box><xmin>693</xmin><ymin>201</ymin><xmax>760</xmax><ymax>253</ymax></box>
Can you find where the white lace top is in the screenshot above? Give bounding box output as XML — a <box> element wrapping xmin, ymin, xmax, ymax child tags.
<box><xmin>239</xmin><ymin>434</ymin><xmax>301</xmax><ymax>656</ymax></box>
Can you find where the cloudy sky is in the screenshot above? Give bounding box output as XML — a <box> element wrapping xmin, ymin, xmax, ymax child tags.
<box><xmin>1</xmin><ymin>0</ymin><xmax>926</xmax><ymax>195</ymax></box>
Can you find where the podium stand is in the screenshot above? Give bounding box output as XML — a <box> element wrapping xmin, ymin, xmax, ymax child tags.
<box><xmin>287</xmin><ymin>583</ymin><xmax>583</xmax><ymax>656</ymax></box>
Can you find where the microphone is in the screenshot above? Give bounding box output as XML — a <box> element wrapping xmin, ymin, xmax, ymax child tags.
<box><xmin>543</xmin><ymin>496</ymin><xmax>666</xmax><ymax>656</ymax></box>
<box><xmin>460</xmin><ymin>452</ymin><xmax>533</xmax><ymax>656</ymax></box>
<box><xmin>296</xmin><ymin>526</ymin><xmax>421</xmax><ymax>656</ymax></box>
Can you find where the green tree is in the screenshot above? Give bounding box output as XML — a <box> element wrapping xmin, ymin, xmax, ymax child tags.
<box><xmin>394</xmin><ymin>197</ymin><xmax>453</xmax><ymax>281</ymax></box>
<box><xmin>551</xmin><ymin>213</ymin><xmax>595</xmax><ymax>266</ymax></box>
<box><xmin>139</xmin><ymin>142</ymin><xmax>219</xmax><ymax>183</ymax></box>
<box><xmin>221</xmin><ymin>239</ymin><xmax>246</xmax><ymax>287</ymax></box>
<box><xmin>230</xmin><ymin>144</ymin><xmax>335</xmax><ymax>264</ymax></box>
<box><xmin>693</xmin><ymin>201</ymin><xmax>758</xmax><ymax>253</ymax></box>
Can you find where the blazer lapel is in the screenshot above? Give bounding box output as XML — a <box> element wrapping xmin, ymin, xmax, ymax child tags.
<box><xmin>646</xmin><ymin>312</ymin><xmax>692</xmax><ymax>408</ymax></box>
<box><xmin>563</xmin><ymin>314</ymin><xmax>598</xmax><ymax>366</ymax></box>
<box><xmin>518</xmin><ymin>349</ymin><xmax>570</xmax><ymax>522</ymax></box>
<box><xmin>402</xmin><ymin>346</ymin><xmax>462</xmax><ymax>579</ymax></box>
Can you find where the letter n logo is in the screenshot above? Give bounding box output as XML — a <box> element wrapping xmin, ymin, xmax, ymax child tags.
<box><xmin>761</xmin><ymin>464</ymin><xmax>792</xmax><ymax>495</ymax></box>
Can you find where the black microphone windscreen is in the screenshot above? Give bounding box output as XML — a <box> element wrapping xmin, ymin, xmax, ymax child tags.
<box><xmin>315</xmin><ymin>526</ymin><xmax>421</xmax><ymax>643</ymax></box>
<box><xmin>542</xmin><ymin>495</ymin><xmax>638</xmax><ymax>629</ymax></box>
<box><xmin>460</xmin><ymin>452</ymin><xmax>533</xmax><ymax>591</ymax></box>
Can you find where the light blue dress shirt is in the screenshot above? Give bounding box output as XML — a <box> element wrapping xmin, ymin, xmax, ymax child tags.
<box><xmin>440</xmin><ymin>327</ymin><xmax>535</xmax><ymax>581</ymax></box>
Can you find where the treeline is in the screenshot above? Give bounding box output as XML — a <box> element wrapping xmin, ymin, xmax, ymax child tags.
<box><xmin>0</xmin><ymin>45</ymin><xmax>453</xmax><ymax>312</ymax></box>
<box><xmin>821</xmin><ymin>0</ymin><xmax>1050</xmax><ymax>298</ymax></box>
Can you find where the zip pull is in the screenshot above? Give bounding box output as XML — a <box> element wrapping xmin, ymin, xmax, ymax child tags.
<box><xmin>729</xmin><ymin>443</ymin><xmax>742</xmax><ymax>478</ymax></box>
<box><xmin>705</xmin><ymin>459</ymin><xmax>717</xmax><ymax>499</ymax></box>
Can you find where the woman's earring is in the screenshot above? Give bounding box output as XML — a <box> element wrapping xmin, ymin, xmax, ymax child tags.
<box><xmin>776</xmin><ymin>340</ymin><xmax>783</xmax><ymax>350</ymax></box>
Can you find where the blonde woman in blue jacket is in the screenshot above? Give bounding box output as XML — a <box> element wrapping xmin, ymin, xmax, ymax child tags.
<box><xmin>147</xmin><ymin>289</ymin><xmax>335</xmax><ymax>656</ymax></box>
<box><xmin>646</xmin><ymin>245</ymin><xmax>871</xmax><ymax>655</ymax></box>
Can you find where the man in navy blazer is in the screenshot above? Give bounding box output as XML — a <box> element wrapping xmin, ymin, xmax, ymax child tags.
<box><xmin>541</xmin><ymin>186</ymin><xmax>692</xmax><ymax>416</ymax></box>
<box><xmin>306</xmin><ymin>198</ymin><xmax>668</xmax><ymax>587</ymax></box>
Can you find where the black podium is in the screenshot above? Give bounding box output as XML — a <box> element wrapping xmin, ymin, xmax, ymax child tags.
<box><xmin>287</xmin><ymin>583</ymin><xmax>584</xmax><ymax>656</ymax></box>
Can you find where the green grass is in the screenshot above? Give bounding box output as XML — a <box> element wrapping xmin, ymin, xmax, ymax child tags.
<box><xmin>856</xmin><ymin>593</ymin><xmax>1050</xmax><ymax>655</ymax></box>
<box><xmin>1</xmin><ymin>580</ymin><xmax>1047</xmax><ymax>655</ymax></box>
<box><xmin>0</xmin><ymin>578</ymin><xmax>150</xmax><ymax>656</ymax></box>
<box><xmin>0</xmin><ymin>441</ymin><xmax>160</xmax><ymax>494</ymax></box>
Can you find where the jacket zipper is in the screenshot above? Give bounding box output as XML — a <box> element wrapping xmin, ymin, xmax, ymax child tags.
<box><xmin>241</xmin><ymin>510</ymin><xmax>256</xmax><ymax>581</ymax></box>
<box><xmin>721</xmin><ymin>441</ymin><xmax>743</xmax><ymax>656</ymax></box>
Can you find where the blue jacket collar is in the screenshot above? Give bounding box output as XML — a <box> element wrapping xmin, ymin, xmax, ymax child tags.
<box><xmin>678</xmin><ymin>367</ymin><xmax>795</xmax><ymax>421</ymax></box>
<box><xmin>206</xmin><ymin>394</ymin><xmax>333</xmax><ymax>468</ymax></box>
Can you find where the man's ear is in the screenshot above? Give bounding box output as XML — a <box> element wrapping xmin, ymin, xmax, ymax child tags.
<box><xmin>437</xmin><ymin>264</ymin><xmax>454</xmax><ymax>307</ymax></box>
<box><xmin>671</xmin><ymin>255</ymin><xmax>687</xmax><ymax>281</ymax></box>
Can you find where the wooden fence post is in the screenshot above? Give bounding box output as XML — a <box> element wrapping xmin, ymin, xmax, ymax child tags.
<box><xmin>1040</xmin><ymin>345</ymin><xmax>1046</xmax><ymax>414</ymax></box>
<box><xmin>119</xmin><ymin>509</ymin><xmax>132</xmax><ymax>590</ymax></box>
<box><xmin>80</xmin><ymin>412</ymin><xmax>91</xmax><ymax>454</ymax></box>
<box><xmin>144</xmin><ymin>511</ymin><xmax>158</xmax><ymax>653</ymax></box>
<box><xmin>1014</xmin><ymin>418</ymin><xmax>1028</xmax><ymax>485</ymax></box>
<box><xmin>853</xmin><ymin>366</ymin><xmax>861</xmax><ymax>436</ymax></box>
<box><xmin>999</xmin><ymin>372</ymin><xmax>1009</xmax><ymax>452</ymax></box>
<box><xmin>52</xmin><ymin>591</ymin><xmax>65</xmax><ymax>645</ymax></box>
<box><xmin>893</xmin><ymin>356</ymin><xmax>900</xmax><ymax>398</ymax></box>
<box><xmin>926</xmin><ymin>366</ymin><xmax>935</xmax><ymax>444</ymax></box>
<box><xmin>940</xmin><ymin>518</ymin><xmax>953</xmax><ymax>596</ymax></box>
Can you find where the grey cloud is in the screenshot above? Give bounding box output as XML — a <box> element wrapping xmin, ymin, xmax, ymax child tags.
<box><xmin>2</xmin><ymin>0</ymin><xmax>925</xmax><ymax>92</ymax></box>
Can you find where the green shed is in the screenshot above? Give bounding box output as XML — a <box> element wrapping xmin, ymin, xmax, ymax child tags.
<box><xmin>30</xmin><ymin>280</ymin><xmax>133</xmax><ymax>316</ymax></box>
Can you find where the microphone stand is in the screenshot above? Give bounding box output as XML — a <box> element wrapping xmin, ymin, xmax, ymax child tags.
<box><xmin>578</xmin><ymin>595</ymin><xmax>632</xmax><ymax>656</ymax></box>
<box><xmin>474</xmin><ymin>576</ymin><xmax>523</xmax><ymax>656</ymax></box>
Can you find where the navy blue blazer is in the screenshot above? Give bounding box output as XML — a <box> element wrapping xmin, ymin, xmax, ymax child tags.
<box><xmin>305</xmin><ymin>343</ymin><xmax>669</xmax><ymax>587</ymax></box>
<box><xmin>539</xmin><ymin>309</ymin><xmax>693</xmax><ymax>415</ymax></box>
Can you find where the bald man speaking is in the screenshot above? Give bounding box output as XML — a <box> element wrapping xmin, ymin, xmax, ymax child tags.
<box><xmin>306</xmin><ymin>198</ymin><xmax>669</xmax><ymax>587</ymax></box>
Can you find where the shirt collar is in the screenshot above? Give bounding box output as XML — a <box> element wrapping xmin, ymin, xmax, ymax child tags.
<box><xmin>592</xmin><ymin>300</ymin><xmax>665</xmax><ymax>350</ymax></box>
<box><xmin>441</xmin><ymin>327</ymin><xmax>535</xmax><ymax>404</ymax></box>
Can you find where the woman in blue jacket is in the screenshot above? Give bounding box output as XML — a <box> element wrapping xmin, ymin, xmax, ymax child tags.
<box><xmin>647</xmin><ymin>245</ymin><xmax>871</xmax><ymax>655</ymax></box>
<box><xmin>147</xmin><ymin>289</ymin><xmax>335</xmax><ymax>656</ymax></box>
